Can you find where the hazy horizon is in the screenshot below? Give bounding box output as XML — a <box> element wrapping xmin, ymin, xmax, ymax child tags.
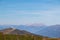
<box><xmin>0</xmin><ymin>0</ymin><xmax>60</xmax><ymax>25</ymax></box>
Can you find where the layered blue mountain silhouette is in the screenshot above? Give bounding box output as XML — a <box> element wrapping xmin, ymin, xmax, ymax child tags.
<box><xmin>36</xmin><ymin>25</ymin><xmax>60</xmax><ymax>38</ymax></box>
<box><xmin>0</xmin><ymin>24</ymin><xmax>46</xmax><ymax>32</ymax></box>
<box><xmin>0</xmin><ymin>24</ymin><xmax>60</xmax><ymax>38</ymax></box>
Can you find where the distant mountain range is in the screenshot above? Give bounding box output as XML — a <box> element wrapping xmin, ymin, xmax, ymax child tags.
<box><xmin>0</xmin><ymin>28</ymin><xmax>33</xmax><ymax>35</ymax></box>
<box><xmin>0</xmin><ymin>24</ymin><xmax>60</xmax><ymax>38</ymax></box>
<box><xmin>0</xmin><ymin>28</ymin><xmax>42</xmax><ymax>37</ymax></box>
<box><xmin>0</xmin><ymin>24</ymin><xmax>47</xmax><ymax>33</ymax></box>
<box><xmin>36</xmin><ymin>25</ymin><xmax>60</xmax><ymax>38</ymax></box>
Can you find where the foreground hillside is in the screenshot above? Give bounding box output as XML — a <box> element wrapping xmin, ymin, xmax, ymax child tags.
<box><xmin>0</xmin><ymin>33</ymin><xmax>42</xmax><ymax>40</ymax></box>
<box><xmin>0</xmin><ymin>28</ymin><xmax>43</xmax><ymax>40</ymax></box>
<box><xmin>0</xmin><ymin>28</ymin><xmax>60</xmax><ymax>40</ymax></box>
<box><xmin>0</xmin><ymin>32</ymin><xmax>60</xmax><ymax>40</ymax></box>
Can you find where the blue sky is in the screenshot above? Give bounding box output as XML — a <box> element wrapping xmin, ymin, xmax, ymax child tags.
<box><xmin>0</xmin><ymin>0</ymin><xmax>60</xmax><ymax>25</ymax></box>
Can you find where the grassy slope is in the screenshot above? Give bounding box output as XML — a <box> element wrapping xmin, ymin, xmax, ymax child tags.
<box><xmin>0</xmin><ymin>32</ymin><xmax>60</xmax><ymax>40</ymax></box>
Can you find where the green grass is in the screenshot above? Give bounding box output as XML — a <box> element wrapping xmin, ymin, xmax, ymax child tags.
<box><xmin>0</xmin><ymin>32</ymin><xmax>59</xmax><ymax>40</ymax></box>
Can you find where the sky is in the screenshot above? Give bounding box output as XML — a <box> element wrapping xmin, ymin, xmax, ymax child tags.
<box><xmin>0</xmin><ymin>0</ymin><xmax>60</xmax><ymax>25</ymax></box>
